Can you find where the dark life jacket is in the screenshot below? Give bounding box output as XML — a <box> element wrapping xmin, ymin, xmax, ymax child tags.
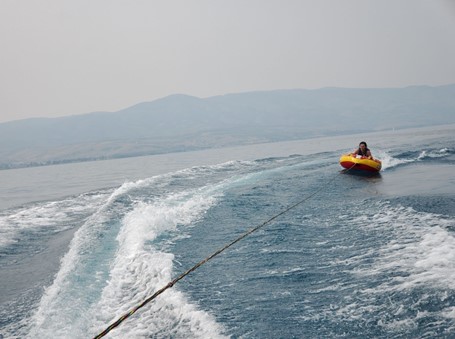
<box><xmin>357</xmin><ymin>147</ymin><xmax>370</xmax><ymax>156</ymax></box>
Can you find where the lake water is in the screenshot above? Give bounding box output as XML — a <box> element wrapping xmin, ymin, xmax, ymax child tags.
<box><xmin>1</xmin><ymin>125</ymin><xmax>454</xmax><ymax>338</ymax></box>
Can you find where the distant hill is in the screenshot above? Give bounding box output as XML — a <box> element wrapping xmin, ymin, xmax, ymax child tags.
<box><xmin>1</xmin><ymin>84</ymin><xmax>455</xmax><ymax>168</ymax></box>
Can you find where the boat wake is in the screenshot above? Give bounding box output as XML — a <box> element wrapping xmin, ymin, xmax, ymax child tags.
<box><xmin>377</xmin><ymin>147</ymin><xmax>453</xmax><ymax>171</ymax></box>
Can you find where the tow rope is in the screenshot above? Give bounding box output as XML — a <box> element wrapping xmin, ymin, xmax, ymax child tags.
<box><xmin>93</xmin><ymin>164</ymin><xmax>355</xmax><ymax>338</ymax></box>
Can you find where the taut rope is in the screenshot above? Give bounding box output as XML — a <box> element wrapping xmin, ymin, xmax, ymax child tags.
<box><xmin>93</xmin><ymin>164</ymin><xmax>355</xmax><ymax>338</ymax></box>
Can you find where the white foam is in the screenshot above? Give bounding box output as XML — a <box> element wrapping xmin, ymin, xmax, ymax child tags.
<box><xmin>24</xmin><ymin>171</ymin><xmax>229</xmax><ymax>338</ymax></box>
<box><xmin>418</xmin><ymin>148</ymin><xmax>451</xmax><ymax>160</ymax></box>
<box><xmin>0</xmin><ymin>191</ymin><xmax>108</xmax><ymax>249</ymax></box>
<box><xmin>376</xmin><ymin>151</ymin><xmax>413</xmax><ymax>170</ymax></box>
<box><xmin>377</xmin><ymin>147</ymin><xmax>452</xmax><ymax>171</ymax></box>
<box><xmin>354</xmin><ymin>202</ymin><xmax>455</xmax><ymax>297</ymax></box>
<box><xmin>26</xmin><ymin>178</ymin><xmax>159</xmax><ymax>338</ymax></box>
<box><xmin>89</xmin><ymin>190</ymin><xmax>226</xmax><ymax>338</ymax></box>
<box><xmin>324</xmin><ymin>202</ymin><xmax>455</xmax><ymax>329</ymax></box>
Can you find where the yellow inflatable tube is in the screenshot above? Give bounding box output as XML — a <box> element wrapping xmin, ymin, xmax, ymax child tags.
<box><xmin>339</xmin><ymin>154</ymin><xmax>382</xmax><ymax>172</ymax></box>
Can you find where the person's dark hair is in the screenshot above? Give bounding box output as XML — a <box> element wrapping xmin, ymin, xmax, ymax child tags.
<box><xmin>359</xmin><ymin>141</ymin><xmax>367</xmax><ymax>147</ymax></box>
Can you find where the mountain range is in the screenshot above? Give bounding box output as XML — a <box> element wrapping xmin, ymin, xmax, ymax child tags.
<box><xmin>1</xmin><ymin>84</ymin><xmax>455</xmax><ymax>168</ymax></box>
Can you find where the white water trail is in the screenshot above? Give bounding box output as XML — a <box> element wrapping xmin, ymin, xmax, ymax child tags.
<box><xmin>26</xmin><ymin>178</ymin><xmax>159</xmax><ymax>338</ymax></box>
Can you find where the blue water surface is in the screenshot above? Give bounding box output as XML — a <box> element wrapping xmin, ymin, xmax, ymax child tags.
<box><xmin>0</xmin><ymin>125</ymin><xmax>454</xmax><ymax>338</ymax></box>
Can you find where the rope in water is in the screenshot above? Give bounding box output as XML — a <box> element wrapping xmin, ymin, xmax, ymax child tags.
<box><xmin>93</xmin><ymin>164</ymin><xmax>355</xmax><ymax>338</ymax></box>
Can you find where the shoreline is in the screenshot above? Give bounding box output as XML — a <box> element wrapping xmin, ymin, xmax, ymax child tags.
<box><xmin>1</xmin><ymin>123</ymin><xmax>454</xmax><ymax>172</ymax></box>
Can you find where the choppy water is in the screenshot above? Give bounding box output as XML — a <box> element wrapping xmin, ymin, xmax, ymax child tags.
<box><xmin>1</xmin><ymin>125</ymin><xmax>454</xmax><ymax>338</ymax></box>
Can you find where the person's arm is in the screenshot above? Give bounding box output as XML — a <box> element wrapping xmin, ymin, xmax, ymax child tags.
<box><xmin>366</xmin><ymin>150</ymin><xmax>373</xmax><ymax>159</ymax></box>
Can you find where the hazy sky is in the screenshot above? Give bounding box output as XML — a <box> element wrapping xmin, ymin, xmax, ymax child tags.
<box><xmin>1</xmin><ymin>0</ymin><xmax>455</xmax><ymax>123</ymax></box>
